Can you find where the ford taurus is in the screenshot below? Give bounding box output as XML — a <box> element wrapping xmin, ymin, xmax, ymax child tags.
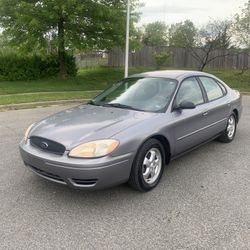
<box><xmin>19</xmin><ymin>70</ymin><xmax>242</xmax><ymax>192</ymax></box>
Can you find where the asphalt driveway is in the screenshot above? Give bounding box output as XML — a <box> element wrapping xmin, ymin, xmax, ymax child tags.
<box><xmin>0</xmin><ymin>98</ymin><xmax>250</xmax><ymax>250</ymax></box>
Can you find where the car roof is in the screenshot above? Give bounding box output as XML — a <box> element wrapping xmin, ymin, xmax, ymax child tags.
<box><xmin>129</xmin><ymin>70</ymin><xmax>216</xmax><ymax>81</ymax></box>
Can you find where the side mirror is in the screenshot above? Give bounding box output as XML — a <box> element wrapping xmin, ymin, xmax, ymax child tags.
<box><xmin>175</xmin><ymin>101</ymin><xmax>196</xmax><ymax>110</ymax></box>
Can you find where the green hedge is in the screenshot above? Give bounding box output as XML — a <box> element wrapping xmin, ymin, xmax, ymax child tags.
<box><xmin>0</xmin><ymin>54</ymin><xmax>77</xmax><ymax>81</ymax></box>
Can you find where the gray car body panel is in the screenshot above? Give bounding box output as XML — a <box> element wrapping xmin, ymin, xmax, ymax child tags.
<box><xmin>19</xmin><ymin>139</ymin><xmax>134</xmax><ymax>189</ymax></box>
<box><xmin>19</xmin><ymin>70</ymin><xmax>243</xmax><ymax>189</ymax></box>
<box><xmin>29</xmin><ymin>104</ymin><xmax>159</xmax><ymax>150</ymax></box>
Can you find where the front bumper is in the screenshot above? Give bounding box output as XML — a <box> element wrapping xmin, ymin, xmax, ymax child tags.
<box><xmin>19</xmin><ymin>140</ymin><xmax>134</xmax><ymax>190</ymax></box>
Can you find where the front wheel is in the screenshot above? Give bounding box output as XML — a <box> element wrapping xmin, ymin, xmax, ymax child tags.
<box><xmin>218</xmin><ymin>113</ymin><xmax>237</xmax><ymax>143</ymax></box>
<box><xmin>128</xmin><ymin>139</ymin><xmax>165</xmax><ymax>192</ymax></box>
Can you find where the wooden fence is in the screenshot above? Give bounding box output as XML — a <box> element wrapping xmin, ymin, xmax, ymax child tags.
<box><xmin>108</xmin><ymin>46</ymin><xmax>250</xmax><ymax>70</ymax></box>
<box><xmin>76</xmin><ymin>52</ymin><xmax>108</xmax><ymax>68</ymax></box>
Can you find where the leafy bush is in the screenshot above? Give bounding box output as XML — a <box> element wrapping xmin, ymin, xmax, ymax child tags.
<box><xmin>0</xmin><ymin>54</ymin><xmax>77</xmax><ymax>81</ymax></box>
<box><xmin>153</xmin><ymin>51</ymin><xmax>172</xmax><ymax>69</ymax></box>
<box><xmin>64</xmin><ymin>54</ymin><xmax>78</xmax><ymax>76</ymax></box>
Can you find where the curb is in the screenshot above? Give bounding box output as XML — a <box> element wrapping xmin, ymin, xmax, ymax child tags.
<box><xmin>240</xmin><ymin>92</ymin><xmax>250</xmax><ymax>96</ymax></box>
<box><xmin>0</xmin><ymin>90</ymin><xmax>102</xmax><ymax>97</ymax></box>
<box><xmin>0</xmin><ymin>99</ymin><xmax>89</xmax><ymax>112</ymax></box>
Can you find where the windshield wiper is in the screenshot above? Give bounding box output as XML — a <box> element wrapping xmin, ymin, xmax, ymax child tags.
<box><xmin>102</xmin><ymin>103</ymin><xmax>143</xmax><ymax>111</ymax></box>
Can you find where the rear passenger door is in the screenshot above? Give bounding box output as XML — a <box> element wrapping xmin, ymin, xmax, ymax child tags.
<box><xmin>197</xmin><ymin>76</ymin><xmax>230</xmax><ymax>136</ymax></box>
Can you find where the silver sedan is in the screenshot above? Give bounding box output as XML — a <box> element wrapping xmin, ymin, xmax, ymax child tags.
<box><xmin>19</xmin><ymin>70</ymin><xmax>242</xmax><ymax>192</ymax></box>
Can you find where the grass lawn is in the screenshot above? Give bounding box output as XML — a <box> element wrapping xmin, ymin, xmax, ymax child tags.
<box><xmin>0</xmin><ymin>91</ymin><xmax>101</xmax><ymax>106</ymax></box>
<box><xmin>206</xmin><ymin>69</ymin><xmax>250</xmax><ymax>92</ymax></box>
<box><xmin>0</xmin><ymin>67</ymin><xmax>249</xmax><ymax>106</ymax></box>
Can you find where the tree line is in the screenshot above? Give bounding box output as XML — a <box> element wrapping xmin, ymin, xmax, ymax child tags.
<box><xmin>0</xmin><ymin>0</ymin><xmax>249</xmax><ymax>77</ymax></box>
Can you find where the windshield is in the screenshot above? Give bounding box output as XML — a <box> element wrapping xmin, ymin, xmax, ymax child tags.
<box><xmin>90</xmin><ymin>77</ymin><xmax>178</xmax><ymax>112</ymax></box>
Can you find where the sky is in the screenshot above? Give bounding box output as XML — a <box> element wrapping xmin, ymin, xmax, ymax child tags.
<box><xmin>139</xmin><ymin>0</ymin><xmax>247</xmax><ymax>26</ymax></box>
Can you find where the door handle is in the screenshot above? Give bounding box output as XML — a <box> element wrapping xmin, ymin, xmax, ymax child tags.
<box><xmin>202</xmin><ymin>111</ymin><xmax>209</xmax><ymax>116</ymax></box>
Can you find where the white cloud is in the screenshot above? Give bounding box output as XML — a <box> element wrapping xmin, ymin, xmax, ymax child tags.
<box><xmin>138</xmin><ymin>0</ymin><xmax>247</xmax><ymax>26</ymax></box>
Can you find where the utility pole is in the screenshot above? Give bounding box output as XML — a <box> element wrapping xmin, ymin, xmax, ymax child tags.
<box><xmin>124</xmin><ymin>0</ymin><xmax>130</xmax><ymax>78</ymax></box>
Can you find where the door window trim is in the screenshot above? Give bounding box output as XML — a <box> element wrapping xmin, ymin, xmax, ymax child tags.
<box><xmin>197</xmin><ymin>76</ymin><xmax>227</xmax><ymax>103</ymax></box>
<box><xmin>171</xmin><ymin>76</ymin><xmax>206</xmax><ymax>111</ymax></box>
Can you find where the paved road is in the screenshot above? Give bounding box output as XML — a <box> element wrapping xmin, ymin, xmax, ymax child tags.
<box><xmin>0</xmin><ymin>99</ymin><xmax>250</xmax><ymax>250</ymax></box>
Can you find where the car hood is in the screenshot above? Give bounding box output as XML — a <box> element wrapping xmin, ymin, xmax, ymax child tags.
<box><xmin>30</xmin><ymin>104</ymin><xmax>157</xmax><ymax>149</ymax></box>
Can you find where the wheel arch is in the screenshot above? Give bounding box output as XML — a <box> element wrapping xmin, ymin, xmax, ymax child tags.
<box><xmin>137</xmin><ymin>134</ymin><xmax>171</xmax><ymax>165</ymax></box>
<box><xmin>232</xmin><ymin>108</ymin><xmax>239</xmax><ymax>123</ymax></box>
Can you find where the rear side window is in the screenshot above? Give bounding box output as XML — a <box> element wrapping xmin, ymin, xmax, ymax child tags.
<box><xmin>217</xmin><ymin>81</ymin><xmax>227</xmax><ymax>95</ymax></box>
<box><xmin>175</xmin><ymin>77</ymin><xmax>204</xmax><ymax>106</ymax></box>
<box><xmin>199</xmin><ymin>77</ymin><xmax>224</xmax><ymax>101</ymax></box>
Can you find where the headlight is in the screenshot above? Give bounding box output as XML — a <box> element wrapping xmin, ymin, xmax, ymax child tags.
<box><xmin>68</xmin><ymin>139</ymin><xmax>119</xmax><ymax>158</ymax></box>
<box><xmin>24</xmin><ymin>124</ymin><xmax>34</xmax><ymax>143</ymax></box>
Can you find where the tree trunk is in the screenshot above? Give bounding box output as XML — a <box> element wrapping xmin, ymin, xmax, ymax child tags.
<box><xmin>199</xmin><ymin>61</ymin><xmax>207</xmax><ymax>71</ymax></box>
<box><xmin>58</xmin><ymin>17</ymin><xmax>67</xmax><ymax>78</ymax></box>
<box><xmin>199</xmin><ymin>51</ymin><xmax>210</xmax><ymax>71</ymax></box>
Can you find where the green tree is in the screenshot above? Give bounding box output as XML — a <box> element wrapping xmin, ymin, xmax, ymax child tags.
<box><xmin>0</xmin><ymin>32</ymin><xmax>16</xmax><ymax>55</ymax></box>
<box><xmin>129</xmin><ymin>28</ymin><xmax>143</xmax><ymax>51</ymax></box>
<box><xmin>200</xmin><ymin>20</ymin><xmax>232</xmax><ymax>49</ymax></box>
<box><xmin>234</xmin><ymin>1</ymin><xmax>250</xmax><ymax>48</ymax></box>
<box><xmin>0</xmin><ymin>0</ymin><xmax>139</xmax><ymax>77</ymax></box>
<box><xmin>168</xmin><ymin>20</ymin><xmax>197</xmax><ymax>48</ymax></box>
<box><xmin>142</xmin><ymin>21</ymin><xmax>168</xmax><ymax>46</ymax></box>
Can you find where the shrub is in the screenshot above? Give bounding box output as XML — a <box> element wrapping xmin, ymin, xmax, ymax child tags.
<box><xmin>0</xmin><ymin>54</ymin><xmax>77</xmax><ymax>81</ymax></box>
<box><xmin>153</xmin><ymin>51</ymin><xmax>172</xmax><ymax>69</ymax></box>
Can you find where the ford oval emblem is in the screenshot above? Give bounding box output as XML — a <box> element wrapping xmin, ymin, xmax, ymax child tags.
<box><xmin>40</xmin><ymin>141</ymin><xmax>49</xmax><ymax>149</ymax></box>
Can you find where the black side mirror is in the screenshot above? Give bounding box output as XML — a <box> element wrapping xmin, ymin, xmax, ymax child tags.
<box><xmin>175</xmin><ymin>101</ymin><xmax>196</xmax><ymax>110</ymax></box>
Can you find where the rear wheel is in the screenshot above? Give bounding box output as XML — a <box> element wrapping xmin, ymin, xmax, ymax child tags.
<box><xmin>218</xmin><ymin>113</ymin><xmax>237</xmax><ymax>143</ymax></box>
<box><xmin>128</xmin><ymin>139</ymin><xmax>165</xmax><ymax>192</ymax></box>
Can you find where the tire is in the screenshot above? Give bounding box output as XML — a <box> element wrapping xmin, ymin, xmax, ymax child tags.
<box><xmin>218</xmin><ymin>113</ymin><xmax>237</xmax><ymax>143</ymax></box>
<box><xmin>128</xmin><ymin>138</ymin><xmax>165</xmax><ymax>192</ymax></box>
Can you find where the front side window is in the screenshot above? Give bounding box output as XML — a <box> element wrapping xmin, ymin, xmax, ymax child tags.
<box><xmin>91</xmin><ymin>77</ymin><xmax>178</xmax><ymax>112</ymax></box>
<box><xmin>175</xmin><ymin>77</ymin><xmax>204</xmax><ymax>106</ymax></box>
<box><xmin>199</xmin><ymin>77</ymin><xmax>224</xmax><ymax>101</ymax></box>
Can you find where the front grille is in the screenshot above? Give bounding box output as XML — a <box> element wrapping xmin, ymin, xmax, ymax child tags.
<box><xmin>30</xmin><ymin>136</ymin><xmax>65</xmax><ymax>155</ymax></box>
<box><xmin>28</xmin><ymin>164</ymin><xmax>66</xmax><ymax>183</ymax></box>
